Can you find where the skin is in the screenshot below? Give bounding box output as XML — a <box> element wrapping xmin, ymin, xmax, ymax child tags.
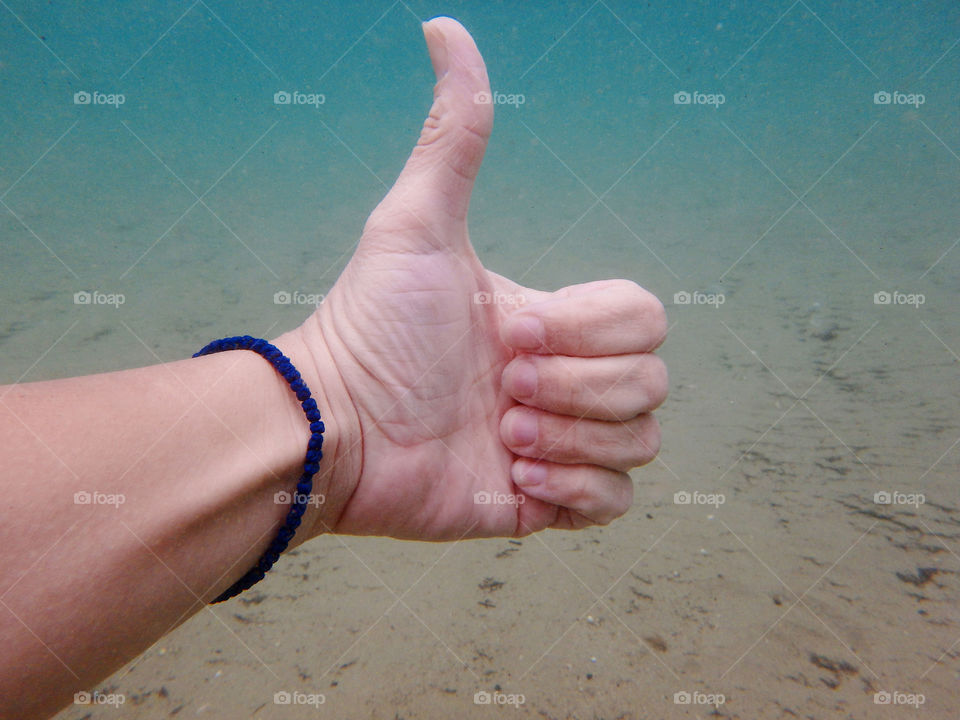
<box><xmin>0</xmin><ymin>17</ymin><xmax>667</xmax><ymax>719</ymax></box>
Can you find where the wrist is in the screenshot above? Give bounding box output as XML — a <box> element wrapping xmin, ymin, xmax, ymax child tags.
<box><xmin>272</xmin><ymin>318</ymin><xmax>362</xmax><ymax>543</ymax></box>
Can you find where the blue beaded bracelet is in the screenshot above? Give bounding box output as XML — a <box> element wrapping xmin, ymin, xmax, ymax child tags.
<box><xmin>193</xmin><ymin>335</ymin><xmax>324</xmax><ymax>604</ymax></box>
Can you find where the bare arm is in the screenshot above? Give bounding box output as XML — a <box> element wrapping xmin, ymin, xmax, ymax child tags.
<box><xmin>0</xmin><ymin>328</ymin><xmax>356</xmax><ymax>719</ymax></box>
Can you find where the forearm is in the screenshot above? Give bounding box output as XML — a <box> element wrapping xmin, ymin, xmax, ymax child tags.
<box><xmin>0</xmin><ymin>330</ymin><xmax>344</xmax><ymax>719</ymax></box>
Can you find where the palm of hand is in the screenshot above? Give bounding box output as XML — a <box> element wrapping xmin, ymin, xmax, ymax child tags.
<box><xmin>318</xmin><ymin>243</ymin><xmax>546</xmax><ymax>540</ymax></box>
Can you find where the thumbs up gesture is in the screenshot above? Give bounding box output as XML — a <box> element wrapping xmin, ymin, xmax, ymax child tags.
<box><xmin>284</xmin><ymin>17</ymin><xmax>668</xmax><ymax>541</ymax></box>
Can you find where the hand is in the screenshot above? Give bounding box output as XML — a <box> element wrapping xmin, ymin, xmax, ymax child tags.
<box><xmin>285</xmin><ymin>17</ymin><xmax>667</xmax><ymax>541</ymax></box>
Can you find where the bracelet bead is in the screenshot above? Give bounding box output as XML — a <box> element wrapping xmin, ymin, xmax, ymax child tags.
<box><xmin>193</xmin><ymin>335</ymin><xmax>325</xmax><ymax>604</ymax></box>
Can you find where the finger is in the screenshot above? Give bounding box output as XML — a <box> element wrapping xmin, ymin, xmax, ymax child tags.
<box><xmin>499</xmin><ymin>279</ymin><xmax>667</xmax><ymax>356</ymax></box>
<box><xmin>502</xmin><ymin>352</ymin><xmax>668</xmax><ymax>421</ymax></box>
<box><xmin>361</xmin><ymin>16</ymin><xmax>492</xmax><ymax>252</ymax></box>
<box><xmin>511</xmin><ymin>458</ymin><xmax>633</xmax><ymax>527</ymax></box>
<box><xmin>500</xmin><ymin>406</ymin><xmax>661</xmax><ymax>472</ymax></box>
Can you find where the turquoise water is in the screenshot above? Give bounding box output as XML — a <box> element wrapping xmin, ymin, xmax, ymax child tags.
<box><xmin>2</xmin><ymin>2</ymin><xmax>958</xmax><ymax>718</ymax></box>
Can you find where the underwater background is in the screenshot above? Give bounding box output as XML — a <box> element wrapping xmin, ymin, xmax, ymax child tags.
<box><xmin>1</xmin><ymin>1</ymin><xmax>958</xmax><ymax>717</ymax></box>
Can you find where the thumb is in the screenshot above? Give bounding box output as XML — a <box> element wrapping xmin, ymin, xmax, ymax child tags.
<box><xmin>362</xmin><ymin>16</ymin><xmax>493</xmax><ymax>250</ymax></box>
